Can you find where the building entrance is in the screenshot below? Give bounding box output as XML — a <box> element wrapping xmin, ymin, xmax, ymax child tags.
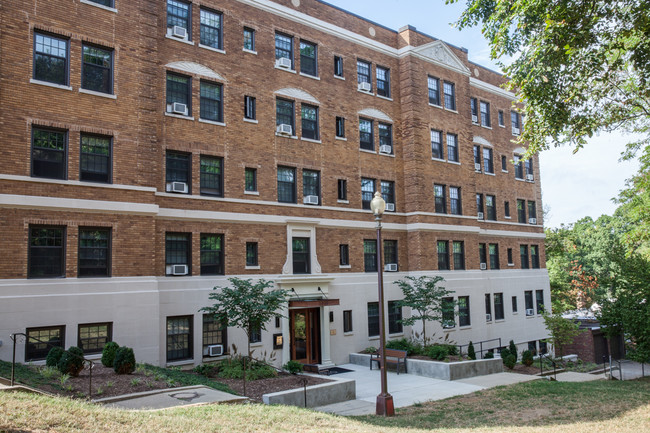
<box><xmin>290</xmin><ymin>308</ymin><xmax>321</xmax><ymax>364</ymax></box>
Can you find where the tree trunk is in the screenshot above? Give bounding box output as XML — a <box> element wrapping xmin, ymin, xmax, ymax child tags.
<box><xmin>422</xmin><ymin>317</ymin><xmax>427</xmax><ymax>345</ymax></box>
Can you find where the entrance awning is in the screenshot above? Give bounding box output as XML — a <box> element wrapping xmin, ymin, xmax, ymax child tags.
<box><xmin>289</xmin><ymin>299</ymin><xmax>340</xmax><ymax>308</ymax></box>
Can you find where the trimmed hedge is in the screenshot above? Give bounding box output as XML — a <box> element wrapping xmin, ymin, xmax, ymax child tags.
<box><xmin>467</xmin><ymin>341</ymin><xmax>476</xmax><ymax>360</ymax></box>
<box><xmin>57</xmin><ymin>346</ymin><xmax>85</xmax><ymax>377</ymax></box>
<box><xmin>45</xmin><ymin>347</ymin><xmax>65</xmax><ymax>368</ymax></box>
<box><xmin>522</xmin><ymin>350</ymin><xmax>534</xmax><ymax>366</ymax></box>
<box><xmin>113</xmin><ymin>346</ymin><xmax>136</xmax><ymax>374</ymax></box>
<box><xmin>101</xmin><ymin>342</ymin><xmax>120</xmax><ymax>368</ymax></box>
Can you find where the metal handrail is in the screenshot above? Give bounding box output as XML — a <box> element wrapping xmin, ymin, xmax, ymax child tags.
<box><xmin>539</xmin><ymin>353</ymin><xmax>557</xmax><ymax>380</ymax></box>
<box><xmin>458</xmin><ymin>337</ymin><xmax>502</xmax><ymax>359</ymax></box>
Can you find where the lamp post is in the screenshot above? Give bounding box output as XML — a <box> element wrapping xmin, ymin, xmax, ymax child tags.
<box><xmin>370</xmin><ymin>191</ymin><xmax>395</xmax><ymax>416</ymax></box>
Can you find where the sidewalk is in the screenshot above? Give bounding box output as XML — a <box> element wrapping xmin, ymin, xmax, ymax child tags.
<box><xmin>95</xmin><ymin>385</ymin><xmax>247</xmax><ymax>410</ymax></box>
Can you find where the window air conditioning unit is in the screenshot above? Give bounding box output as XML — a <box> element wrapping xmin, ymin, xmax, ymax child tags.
<box><xmin>275</xmin><ymin>57</ymin><xmax>292</xmax><ymax>69</ymax></box>
<box><xmin>167</xmin><ymin>264</ymin><xmax>188</xmax><ymax>276</ymax></box>
<box><xmin>526</xmin><ymin>174</ymin><xmax>534</xmax><ymax>181</ymax></box>
<box><xmin>477</xmin><ymin>212</ymin><xmax>484</xmax><ymax>220</ymax></box>
<box><xmin>379</xmin><ymin>144</ymin><xmax>392</xmax><ymax>154</ymax></box>
<box><xmin>472</xmin><ymin>115</ymin><xmax>478</xmax><ymax>123</ymax></box>
<box><xmin>486</xmin><ymin>313</ymin><xmax>492</xmax><ymax>321</ymax></box>
<box><xmin>474</xmin><ymin>163</ymin><xmax>482</xmax><ymax>172</ymax></box>
<box><xmin>385</xmin><ymin>203</ymin><xmax>395</xmax><ymax>212</ymax></box>
<box><xmin>384</xmin><ymin>263</ymin><xmax>398</xmax><ymax>272</ymax></box>
<box><xmin>166</xmin><ymin>181</ymin><xmax>188</xmax><ymax>194</ymax></box>
<box><xmin>512</xmin><ymin>127</ymin><xmax>520</xmax><ymax>135</ymax></box>
<box><xmin>480</xmin><ymin>262</ymin><xmax>487</xmax><ymax>270</ymax></box>
<box><xmin>171</xmin><ymin>102</ymin><xmax>188</xmax><ymax>115</ymax></box>
<box><xmin>358</xmin><ymin>81</ymin><xmax>372</xmax><ymax>92</ymax></box>
<box><xmin>208</xmin><ymin>344</ymin><xmax>224</xmax><ymax>357</ymax></box>
<box><xmin>529</xmin><ymin>218</ymin><xmax>537</xmax><ymax>225</ymax></box>
<box><xmin>171</xmin><ymin>25</ymin><xmax>188</xmax><ymax>39</ymax></box>
<box><xmin>276</xmin><ymin>124</ymin><xmax>292</xmax><ymax>135</ymax></box>
<box><xmin>526</xmin><ymin>308</ymin><xmax>535</xmax><ymax>316</ymax></box>
<box><xmin>303</xmin><ymin>195</ymin><xmax>319</xmax><ymax>205</ymax></box>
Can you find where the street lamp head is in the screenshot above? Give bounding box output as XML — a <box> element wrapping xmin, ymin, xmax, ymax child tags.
<box><xmin>370</xmin><ymin>191</ymin><xmax>386</xmax><ymax>217</ymax></box>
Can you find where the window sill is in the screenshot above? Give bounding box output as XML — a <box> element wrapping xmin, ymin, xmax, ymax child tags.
<box><xmin>165</xmin><ymin>112</ymin><xmax>195</xmax><ymax>121</ymax></box>
<box><xmin>249</xmin><ymin>342</ymin><xmax>264</xmax><ymax>348</ymax></box>
<box><xmin>275</xmin><ymin>65</ymin><xmax>297</xmax><ymax>74</ymax></box>
<box><xmin>499</xmin><ymin>124</ymin><xmax>505</xmax><ymax>128</ymax></box>
<box><xmin>472</xmin><ymin>122</ymin><xmax>479</xmax><ymax>126</ymax></box>
<box><xmin>508</xmin><ymin>263</ymin><xmax>515</xmax><ymax>267</ymax></box>
<box><xmin>378</xmin><ymin>152</ymin><xmax>395</xmax><ymax>158</ymax></box>
<box><xmin>80</xmin><ymin>0</ymin><xmax>117</xmax><ymax>12</ymax></box>
<box><xmin>512</xmin><ymin>311</ymin><xmax>518</xmax><ymax>314</ymax></box>
<box><xmin>244</xmin><ymin>190</ymin><xmax>260</xmax><ymax>195</ymax></box>
<box><xmin>301</xmin><ymin>137</ymin><xmax>322</xmax><ymax>144</ymax></box>
<box><xmin>165</xmin><ymin>35</ymin><xmax>194</xmax><ymax>46</ymax></box>
<box><xmin>428</xmin><ymin>103</ymin><xmax>442</xmax><ymax>109</ymax></box>
<box><xmin>444</xmin><ymin>108</ymin><xmax>458</xmax><ymax>114</ymax></box>
<box><xmin>447</xmin><ymin>160</ymin><xmax>461</xmax><ymax>165</ymax></box>
<box><xmin>334</xmin><ymin>75</ymin><xmax>345</xmax><ymax>81</ymax></box>
<box><xmin>369</xmin><ymin>336</ymin><xmax>380</xmax><ymax>341</ymax></box>
<box><xmin>357</xmin><ymin>89</ymin><xmax>374</xmax><ymax>96</ymax></box>
<box><xmin>481</xmin><ymin>125</ymin><xmax>493</xmax><ymax>130</ymax></box>
<box><xmin>245</xmin><ymin>265</ymin><xmax>261</xmax><ymax>270</ymax></box>
<box><xmin>484</xmin><ymin>171</ymin><xmax>496</xmax><ymax>176</ymax></box>
<box><xmin>504</xmin><ymin>216</ymin><xmax>512</xmax><ymax>220</ymax></box>
<box><xmin>339</xmin><ymin>265</ymin><xmax>351</xmax><ymax>269</ymax></box>
<box><xmin>502</xmin><ymin>169</ymin><xmax>509</xmax><ymax>173</ymax></box>
<box><xmin>359</xmin><ymin>148</ymin><xmax>377</xmax><ymax>155</ymax></box>
<box><xmin>199</xmin><ymin>118</ymin><xmax>226</xmax><ymax>127</ymax></box>
<box><xmin>243</xmin><ymin>118</ymin><xmax>258</xmax><ymax>124</ymax></box>
<box><xmin>376</xmin><ymin>94</ymin><xmax>392</xmax><ymax>101</ymax></box>
<box><xmin>337</xmin><ymin>199</ymin><xmax>349</xmax><ymax>204</ymax></box>
<box><xmin>495</xmin><ymin>319</ymin><xmax>505</xmax><ymax>323</ymax></box>
<box><xmin>515</xmin><ymin>177</ymin><xmax>526</xmax><ymax>182</ymax></box>
<box><xmin>335</xmin><ymin>136</ymin><xmax>347</xmax><ymax>141</ymax></box>
<box><xmin>275</xmin><ymin>132</ymin><xmax>298</xmax><ymax>139</ymax></box>
<box><xmin>199</xmin><ymin>44</ymin><xmax>225</xmax><ymax>54</ymax></box>
<box><xmin>343</xmin><ymin>332</ymin><xmax>354</xmax><ymax>336</ymax></box>
<box><xmin>243</xmin><ymin>48</ymin><xmax>257</xmax><ymax>55</ymax></box>
<box><xmin>459</xmin><ymin>326</ymin><xmax>472</xmax><ymax>330</ymax></box>
<box><xmin>432</xmin><ymin>157</ymin><xmax>446</xmax><ymax>162</ymax></box>
<box><xmin>30</xmin><ymin>79</ymin><xmax>72</xmax><ymax>91</ymax></box>
<box><xmin>299</xmin><ymin>72</ymin><xmax>320</xmax><ymax>81</ymax></box>
<box><xmin>79</xmin><ymin>88</ymin><xmax>116</xmax><ymax>99</ymax></box>
<box><xmin>443</xmin><ymin>327</ymin><xmax>456</xmax><ymax>332</ymax></box>
<box><xmin>166</xmin><ymin>360</ymin><xmax>194</xmax><ymax>368</ymax></box>
<box><xmin>388</xmin><ymin>333</ymin><xmax>404</xmax><ymax>338</ymax></box>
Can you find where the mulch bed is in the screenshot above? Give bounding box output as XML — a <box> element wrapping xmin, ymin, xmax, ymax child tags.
<box><xmin>217</xmin><ymin>374</ymin><xmax>332</xmax><ymax>403</ymax></box>
<box><xmin>509</xmin><ymin>363</ymin><xmax>543</xmax><ymax>375</ymax></box>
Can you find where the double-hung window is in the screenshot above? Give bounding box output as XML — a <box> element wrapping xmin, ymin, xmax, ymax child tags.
<box><xmin>246</xmin><ymin>242</ymin><xmax>258</xmax><ymax>266</ymax></box>
<box><xmin>245</xmin><ymin>168</ymin><xmax>257</xmax><ymax>192</ymax></box>
<box><xmin>302</xmin><ymin>169</ymin><xmax>320</xmax><ymax>204</ymax></box>
<box><xmin>458</xmin><ymin>296</ymin><xmax>470</xmax><ymax>326</ymax></box>
<box><xmin>494</xmin><ymin>293</ymin><xmax>504</xmax><ymax>320</ymax></box>
<box><xmin>528</xmin><ymin>201</ymin><xmax>537</xmax><ymax>223</ymax></box>
<box><xmin>277</xmin><ymin>166</ymin><xmax>296</xmax><ymax>203</ymax></box>
<box><xmin>473</xmin><ymin>145</ymin><xmax>481</xmax><ymax>170</ymax></box>
<box><xmin>514</xmin><ymin>155</ymin><xmax>524</xmax><ymax>179</ymax></box>
<box><xmin>504</xmin><ymin>201</ymin><xmax>511</xmax><ymax>218</ymax></box>
<box><xmin>480</xmin><ymin>101</ymin><xmax>490</xmax><ymax>127</ymax></box>
<box><xmin>531</xmin><ymin>245</ymin><xmax>540</xmax><ymax>269</ymax></box>
<box><xmin>443</xmin><ymin>81</ymin><xmax>456</xmax><ymax>110</ymax></box>
<box><xmin>357</xmin><ymin>60</ymin><xmax>371</xmax><ymax>88</ymax></box>
<box><xmin>501</xmin><ymin>155</ymin><xmax>508</xmax><ymax>171</ymax></box>
<box><xmin>167</xmin><ymin>0</ymin><xmax>191</xmax><ymax>39</ymax></box>
<box><xmin>437</xmin><ymin>240</ymin><xmax>449</xmax><ymax>270</ymax></box>
<box><xmin>388</xmin><ymin>301</ymin><xmax>402</xmax><ymax>334</ymax></box>
<box><xmin>29</xmin><ymin>226</ymin><xmax>65</xmax><ymax>278</ymax></box>
<box><xmin>378</xmin><ymin>123</ymin><xmax>392</xmax><ymax>153</ymax></box>
<box><xmin>511</xmin><ymin>111</ymin><xmax>521</xmax><ymax>135</ymax></box>
<box><xmin>26</xmin><ymin>326</ymin><xmax>65</xmax><ymax>361</ymax></box>
<box><xmin>292</xmin><ymin>238</ymin><xmax>310</xmax><ymax>274</ymax></box>
<box><xmin>428</xmin><ymin>76</ymin><xmax>440</xmax><ymax>105</ymax></box>
<box><xmin>384</xmin><ymin>240</ymin><xmax>398</xmax><ymax>269</ymax></box>
<box><xmin>166</xmin><ymin>73</ymin><xmax>191</xmax><ymax>115</ymax></box>
<box><xmin>517</xmin><ymin>199</ymin><xmax>526</xmax><ymax>223</ymax></box>
<box><xmin>525</xmin><ymin>291</ymin><xmax>534</xmax><ymax>314</ymax></box>
<box><xmin>335</xmin><ymin>117</ymin><xmax>345</xmax><ymax>138</ymax></box>
<box><xmin>431</xmin><ymin>129</ymin><xmax>443</xmax><ymax>159</ymax></box>
<box><xmin>203</xmin><ymin>314</ymin><xmax>227</xmax><ymax>356</ymax></box>
<box><xmin>367</xmin><ymin>302</ymin><xmax>379</xmax><ymax>337</ymax></box>
<box><xmin>483</xmin><ymin>148</ymin><xmax>493</xmax><ymax>173</ymax></box>
<box><xmin>364</xmin><ymin>239</ymin><xmax>377</xmax><ymax>272</ymax></box>
<box><xmin>301</xmin><ymin>104</ymin><xmax>319</xmax><ymax>140</ymax></box>
<box><xmin>275</xmin><ymin>33</ymin><xmax>294</xmax><ymax>68</ymax></box>
<box><xmin>381</xmin><ymin>180</ymin><xmax>395</xmax><ymax>211</ymax></box>
<box><xmin>200</xmin><ymin>8</ymin><xmax>222</xmax><ymax>50</ymax></box>
<box><xmin>525</xmin><ymin>159</ymin><xmax>534</xmax><ymax>179</ymax></box>
<box><xmin>276</xmin><ymin>98</ymin><xmax>295</xmax><ymax>134</ymax></box>
<box><xmin>338</xmin><ymin>179</ymin><xmax>347</xmax><ymax>200</ymax></box>
<box><xmin>486</xmin><ymin>195</ymin><xmax>496</xmax><ymax>220</ymax></box>
<box><xmin>200</xmin><ymin>81</ymin><xmax>223</xmax><ymax>122</ymax></box>
<box><xmin>485</xmin><ymin>294</ymin><xmax>492</xmax><ymax>321</ymax></box>
<box><xmin>33</xmin><ymin>32</ymin><xmax>68</xmax><ymax>85</ymax></box>
<box><xmin>78</xmin><ymin>228</ymin><xmax>111</xmax><ymax>277</ymax></box>
<box><xmin>536</xmin><ymin>290</ymin><xmax>545</xmax><ymax>314</ymax></box>
<box><xmin>447</xmin><ymin>133</ymin><xmax>458</xmax><ymax>162</ymax></box>
<box><xmin>32</xmin><ymin>128</ymin><xmax>67</xmax><ymax>180</ymax></box>
<box><xmin>343</xmin><ymin>310</ymin><xmax>353</xmax><ymax>332</ymax></box>
<box><xmin>476</xmin><ymin>193</ymin><xmax>484</xmax><ymax>218</ymax></box>
<box><xmin>300</xmin><ymin>40</ymin><xmax>317</xmax><ymax>76</ymax></box>
<box><xmin>82</xmin><ymin>44</ymin><xmax>113</xmax><ymax>94</ymax></box>
<box><xmin>489</xmin><ymin>243</ymin><xmax>499</xmax><ymax>269</ymax></box>
<box><xmin>243</xmin><ymin>27</ymin><xmax>255</xmax><ymax>51</ymax></box>
<box><xmin>244</xmin><ymin>96</ymin><xmax>256</xmax><ymax>120</ymax></box>
<box><xmin>334</xmin><ymin>56</ymin><xmax>344</xmax><ymax>77</ymax></box>
<box><xmin>165</xmin><ymin>233</ymin><xmax>190</xmax><ymax>275</ymax></box>
<box><xmin>359</xmin><ymin>118</ymin><xmax>373</xmax><ymax>150</ymax></box>
<box><xmin>520</xmin><ymin>245</ymin><xmax>530</xmax><ymax>269</ymax></box>
<box><xmin>80</xmin><ymin>134</ymin><xmax>111</xmax><ymax>183</ymax></box>
<box><xmin>376</xmin><ymin>66</ymin><xmax>390</xmax><ymax>97</ymax></box>
<box><xmin>453</xmin><ymin>241</ymin><xmax>465</xmax><ymax>270</ymax></box>
<box><xmin>434</xmin><ymin>184</ymin><xmax>446</xmax><ymax>213</ymax></box>
<box><xmin>166</xmin><ymin>316</ymin><xmax>192</xmax><ymax>361</ymax></box>
<box><xmin>339</xmin><ymin>244</ymin><xmax>349</xmax><ymax>266</ymax></box>
<box><xmin>166</xmin><ymin>151</ymin><xmax>191</xmax><ymax>193</ymax></box>
<box><xmin>361</xmin><ymin>177</ymin><xmax>375</xmax><ymax>209</ymax></box>
<box><xmin>89</xmin><ymin>0</ymin><xmax>114</xmax><ymax>6</ymax></box>
<box><xmin>78</xmin><ymin>323</ymin><xmax>111</xmax><ymax>354</ymax></box>
<box><xmin>470</xmin><ymin>98</ymin><xmax>478</xmax><ymax>123</ymax></box>
<box><xmin>200</xmin><ymin>233</ymin><xmax>224</xmax><ymax>275</ymax></box>
<box><xmin>442</xmin><ymin>297</ymin><xmax>455</xmax><ymax>328</ymax></box>
<box><xmin>449</xmin><ymin>186</ymin><xmax>461</xmax><ymax>215</ymax></box>
<box><xmin>498</xmin><ymin>110</ymin><xmax>505</xmax><ymax>126</ymax></box>
<box><xmin>200</xmin><ymin>155</ymin><xmax>223</xmax><ymax>197</ymax></box>
<box><xmin>479</xmin><ymin>243</ymin><xmax>487</xmax><ymax>268</ymax></box>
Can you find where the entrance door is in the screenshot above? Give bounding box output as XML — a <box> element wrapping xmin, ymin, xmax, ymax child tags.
<box><xmin>290</xmin><ymin>308</ymin><xmax>321</xmax><ymax>364</ymax></box>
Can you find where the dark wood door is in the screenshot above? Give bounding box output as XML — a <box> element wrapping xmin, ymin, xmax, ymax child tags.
<box><xmin>290</xmin><ymin>308</ymin><xmax>320</xmax><ymax>364</ymax></box>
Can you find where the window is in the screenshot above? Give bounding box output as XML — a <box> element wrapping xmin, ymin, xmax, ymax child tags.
<box><xmin>388</xmin><ymin>301</ymin><xmax>403</xmax><ymax>334</ymax></box>
<box><xmin>243</xmin><ymin>27</ymin><xmax>255</xmax><ymax>51</ymax></box>
<box><xmin>357</xmin><ymin>60</ymin><xmax>371</xmax><ymax>87</ymax></box>
<box><xmin>447</xmin><ymin>133</ymin><xmax>458</xmax><ymax>162</ymax></box>
<box><xmin>434</xmin><ymin>184</ymin><xmax>446</xmax><ymax>214</ymax></box>
<box><xmin>498</xmin><ymin>110</ymin><xmax>505</xmax><ymax>126</ymax></box>
<box><xmin>489</xmin><ymin>243</ymin><xmax>499</xmax><ymax>269</ymax></box>
<box><xmin>166</xmin><ymin>73</ymin><xmax>191</xmax><ymax>115</ymax></box>
<box><xmin>501</xmin><ymin>155</ymin><xmax>507</xmax><ymax>171</ymax></box>
<box><xmin>275</xmin><ymin>33</ymin><xmax>293</xmax><ymax>67</ymax></box>
<box><xmin>338</xmin><ymin>179</ymin><xmax>347</xmax><ymax>200</ymax></box>
<box><xmin>335</xmin><ymin>116</ymin><xmax>345</xmax><ymax>138</ymax></box>
<box><xmin>82</xmin><ymin>44</ymin><xmax>113</xmax><ymax>94</ymax></box>
<box><xmin>485</xmin><ymin>294</ymin><xmax>492</xmax><ymax>320</ymax></box>
<box><xmin>480</xmin><ymin>101</ymin><xmax>491</xmax><ymax>127</ymax></box>
<box><xmin>442</xmin><ymin>297</ymin><xmax>455</xmax><ymax>328</ymax></box>
<box><xmin>203</xmin><ymin>314</ymin><xmax>227</xmax><ymax>356</ymax></box>
<box><xmin>479</xmin><ymin>243</ymin><xmax>487</xmax><ymax>267</ymax></box>
<box><xmin>246</xmin><ymin>242</ymin><xmax>258</xmax><ymax>266</ymax></box>
<box><xmin>511</xmin><ymin>111</ymin><xmax>521</xmax><ymax>134</ymax></box>
<box><xmin>528</xmin><ymin>201</ymin><xmax>537</xmax><ymax>222</ymax></box>
<box><xmin>276</xmin><ymin>98</ymin><xmax>295</xmax><ymax>133</ymax></box>
<box><xmin>476</xmin><ymin>193</ymin><xmax>484</xmax><ymax>217</ymax></box>
<box><xmin>437</xmin><ymin>240</ymin><xmax>449</xmax><ymax>270</ymax></box>
<box><xmin>339</xmin><ymin>244</ymin><xmax>349</xmax><ymax>266</ymax></box>
<box><xmin>166</xmin><ymin>151</ymin><xmax>191</xmax><ymax>193</ymax></box>
<box><xmin>450</xmin><ymin>187</ymin><xmax>461</xmax><ymax>215</ymax></box>
<box><xmin>32</xmin><ymin>128</ymin><xmax>66</xmax><ymax>180</ymax></box>
<box><xmin>458</xmin><ymin>296</ymin><xmax>470</xmax><ymax>326</ymax></box>
<box><xmin>514</xmin><ymin>155</ymin><xmax>524</xmax><ymax>179</ymax></box>
<box><xmin>200</xmin><ymin>81</ymin><xmax>223</xmax><ymax>122</ymax></box>
<box><xmin>470</xmin><ymin>98</ymin><xmax>478</xmax><ymax>122</ymax></box>
<box><xmin>443</xmin><ymin>81</ymin><xmax>456</xmax><ymax>110</ymax></box>
<box><xmin>381</xmin><ymin>180</ymin><xmax>395</xmax><ymax>210</ymax></box>
<box><xmin>300</xmin><ymin>40</ymin><xmax>317</xmax><ymax>76</ymax></box>
<box><xmin>361</xmin><ymin>178</ymin><xmax>375</xmax><ymax>209</ymax></box>
<box><xmin>78</xmin><ymin>323</ymin><xmax>112</xmax><ymax>354</ymax></box>
<box><xmin>343</xmin><ymin>310</ymin><xmax>353</xmax><ymax>332</ymax></box>
<box><xmin>520</xmin><ymin>245</ymin><xmax>529</xmax><ymax>269</ymax></box>
<box><xmin>453</xmin><ymin>241</ymin><xmax>465</xmax><ymax>270</ymax></box>
<box><xmin>78</xmin><ymin>228</ymin><xmax>110</xmax><ymax>277</ymax></box>
<box><xmin>200</xmin><ymin>8</ymin><xmax>222</xmax><ymax>50</ymax></box>
<box><xmin>334</xmin><ymin>56</ymin><xmax>344</xmax><ymax>77</ymax></box>
<box><xmin>364</xmin><ymin>239</ymin><xmax>377</xmax><ymax>272</ymax></box>
<box><xmin>507</xmin><ymin>248</ymin><xmax>513</xmax><ymax>265</ymax></box>
<box><xmin>384</xmin><ymin>239</ymin><xmax>398</xmax><ymax>269</ymax></box>
<box><xmin>528</xmin><ymin>341</ymin><xmax>537</xmax><ymax>355</ymax></box>
<box><xmin>525</xmin><ymin>159</ymin><xmax>534</xmax><ymax>180</ymax></box>
<box><xmin>428</xmin><ymin>76</ymin><xmax>440</xmax><ymax>105</ymax></box>
<box><xmin>277</xmin><ymin>166</ymin><xmax>296</xmax><ymax>203</ymax></box>
<box><xmin>292</xmin><ymin>237</ymin><xmax>310</xmax><ymax>274</ymax></box>
<box><xmin>473</xmin><ymin>145</ymin><xmax>481</xmax><ymax>169</ymax></box>
<box><xmin>167</xmin><ymin>0</ymin><xmax>191</xmax><ymax>38</ymax></box>
<box><xmin>301</xmin><ymin>104</ymin><xmax>319</xmax><ymax>140</ymax></box>
<box><xmin>378</xmin><ymin>123</ymin><xmax>392</xmax><ymax>153</ymax></box>
<box><xmin>525</xmin><ymin>290</ymin><xmax>534</xmax><ymax>314</ymax></box>
<box><xmin>249</xmin><ymin>326</ymin><xmax>262</xmax><ymax>343</ymax></box>
<box><xmin>80</xmin><ymin>134</ymin><xmax>111</xmax><ymax>183</ymax></box>
<box><xmin>244</xmin><ymin>96</ymin><xmax>256</xmax><ymax>120</ymax></box>
<box><xmin>483</xmin><ymin>148</ymin><xmax>493</xmax><ymax>173</ymax></box>
<box><xmin>367</xmin><ymin>302</ymin><xmax>379</xmax><ymax>337</ymax></box>
<box><xmin>200</xmin><ymin>155</ymin><xmax>223</xmax><ymax>197</ymax></box>
<box><xmin>26</xmin><ymin>326</ymin><xmax>64</xmax><ymax>361</ymax></box>
<box><xmin>302</xmin><ymin>169</ymin><xmax>320</xmax><ymax>204</ymax></box>
<box><xmin>167</xmin><ymin>316</ymin><xmax>192</xmax><ymax>362</ymax></box>
<box><xmin>517</xmin><ymin>199</ymin><xmax>526</xmax><ymax>223</ymax></box>
<box><xmin>536</xmin><ymin>290</ymin><xmax>545</xmax><ymax>314</ymax></box>
<box><xmin>431</xmin><ymin>130</ymin><xmax>443</xmax><ymax>159</ymax></box>
<box><xmin>486</xmin><ymin>195</ymin><xmax>496</xmax><ymax>220</ymax></box>
<box><xmin>28</xmin><ymin>226</ymin><xmax>65</xmax><ymax>278</ymax></box>
<box><xmin>494</xmin><ymin>293</ymin><xmax>504</xmax><ymax>320</ymax></box>
<box><xmin>531</xmin><ymin>245</ymin><xmax>540</xmax><ymax>269</ymax></box>
<box><xmin>376</xmin><ymin>66</ymin><xmax>390</xmax><ymax>97</ymax></box>
<box><xmin>33</xmin><ymin>32</ymin><xmax>68</xmax><ymax>85</ymax></box>
<box><xmin>504</xmin><ymin>201</ymin><xmax>511</xmax><ymax>218</ymax></box>
<box><xmin>89</xmin><ymin>0</ymin><xmax>113</xmax><ymax>6</ymax></box>
<box><xmin>245</xmin><ymin>167</ymin><xmax>257</xmax><ymax>192</ymax></box>
<box><xmin>359</xmin><ymin>118</ymin><xmax>373</xmax><ymax>150</ymax></box>
<box><xmin>512</xmin><ymin>296</ymin><xmax>518</xmax><ymax>313</ymax></box>
<box><xmin>166</xmin><ymin>233</ymin><xmax>190</xmax><ymax>274</ymax></box>
<box><xmin>200</xmin><ymin>234</ymin><xmax>224</xmax><ymax>275</ymax></box>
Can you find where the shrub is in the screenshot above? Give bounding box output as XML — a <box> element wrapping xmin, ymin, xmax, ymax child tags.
<box><xmin>467</xmin><ymin>341</ymin><xmax>476</xmax><ymax>360</ymax></box>
<box><xmin>218</xmin><ymin>357</ymin><xmax>277</xmax><ymax>380</ymax></box>
<box><xmin>360</xmin><ymin>346</ymin><xmax>378</xmax><ymax>354</ymax></box>
<box><xmin>101</xmin><ymin>342</ymin><xmax>120</xmax><ymax>368</ymax></box>
<box><xmin>193</xmin><ymin>364</ymin><xmax>217</xmax><ymax>377</ymax></box>
<box><xmin>386</xmin><ymin>338</ymin><xmax>411</xmax><ymax>352</ymax></box>
<box><xmin>484</xmin><ymin>351</ymin><xmax>494</xmax><ymax>359</ymax></box>
<box><xmin>113</xmin><ymin>347</ymin><xmax>136</xmax><ymax>374</ymax></box>
<box><xmin>57</xmin><ymin>346</ymin><xmax>85</xmax><ymax>377</ymax></box>
<box><xmin>45</xmin><ymin>347</ymin><xmax>65</xmax><ymax>368</ymax></box>
<box><xmin>522</xmin><ymin>350</ymin><xmax>534</xmax><ymax>366</ymax></box>
<box><xmin>441</xmin><ymin>344</ymin><xmax>458</xmax><ymax>356</ymax></box>
<box><xmin>509</xmin><ymin>340</ymin><xmax>518</xmax><ymax>362</ymax></box>
<box><xmin>283</xmin><ymin>360</ymin><xmax>304</xmax><ymax>374</ymax></box>
<box><xmin>503</xmin><ymin>354</ymin><xmax>516</xmax><ymax>369</ymax></box>
<box><xmin>427</xmin><ymin>345</ymin><xmax>449</xmax><ymax>361</ymax></box>
<box><xmin>500</xmin><ymin>347</ymin><xmax>511</xmax><ymax>360</ymax></box>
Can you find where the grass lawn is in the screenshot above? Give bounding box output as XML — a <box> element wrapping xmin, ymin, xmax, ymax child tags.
<box><xmin>1</xmin><ymin>378</ymin><xmax>648</xmax><ymax>433</ymax></box>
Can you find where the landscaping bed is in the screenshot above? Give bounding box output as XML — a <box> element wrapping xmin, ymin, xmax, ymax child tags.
<box><xmin>210</xmin><ymin>373</ymin><xmax>332</xmax><ymax>403</ymax></box>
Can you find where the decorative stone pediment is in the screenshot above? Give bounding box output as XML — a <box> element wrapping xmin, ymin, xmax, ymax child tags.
<box><xmin>274</xmin><ymin>88</ymin><xmax>320</xmax><ymax>105</ymax></box>
<box><xmin>513</xmin><ymin>147</ymin><xmax>527</xmax><ymax>154</ymax></box>
<box><xmin>409</xmin><ymin>40</ymin><xmax>470</xmax><ymax>76</ymax></box>
<box><xmin>473</xmin><ymin>136</ymin><xmax>493</xmax><ymax>147</ymax></box>
<box><xmin>165</xmin><ymin>61</ymin><xmax>226</xmax><ymax>81</ymax></box>
<box><xmin>358</xmin><ymin>108</ymin><xmax>393</xmax><ymax>123</ymax></box>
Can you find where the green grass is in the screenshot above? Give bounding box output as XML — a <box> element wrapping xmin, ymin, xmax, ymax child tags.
<box><xmin>0</xmin><ymin>360</ymin><xmax>60</xmax><ymax>389</ymax></box>
<box><xmin>139</xmin><ymin>364</ymin><xmax>235</xmax><ymax>394</ymax></box>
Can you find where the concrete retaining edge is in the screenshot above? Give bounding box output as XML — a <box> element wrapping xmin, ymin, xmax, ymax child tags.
<box><xmin>262</xmin><ymin>377</ymin><xmax>355</xmax><ymax>408</ymax></box>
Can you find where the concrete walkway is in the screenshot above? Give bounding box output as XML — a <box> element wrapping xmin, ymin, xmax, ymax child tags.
<box><xmin>96</xmin><ymin>385</ymin><xmax>247</xmax><ymax>410</ymax></box>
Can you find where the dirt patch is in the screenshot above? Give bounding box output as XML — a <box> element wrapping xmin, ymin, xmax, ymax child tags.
<box><xmin>217</xmin><ymin>374</ymin><xmax>332</xmax><ymax>403</ymax></box>
<box><xmin>508</xmin><ymin>363</ymin><xmax>543</xmax><ymax>375</ymax></box>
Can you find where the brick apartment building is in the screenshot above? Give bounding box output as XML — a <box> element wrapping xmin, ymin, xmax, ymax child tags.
<box><xmin>0</xmin><ymin>0</ymin><xmax>550</xmax><ymax>368</ymax></box>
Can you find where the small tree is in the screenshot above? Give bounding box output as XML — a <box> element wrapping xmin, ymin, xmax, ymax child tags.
<box><xmin>468</xmin><ymin>341</ymin><xmax>476</xmax><ymax>360</ymax></box>
<box><xmin>542</xmin><ymin>311</ymin><xmax>583</xmax><ymax>357</ymax></box>
<box><xmin>509</xmin><ymin>340</ymin><xmax>518</xmax><ymax>362</ymax></box>
<box><xmin>394</xmin><ymin>276</ymin><xmax>453</xmax><ymax>344</ymax></box>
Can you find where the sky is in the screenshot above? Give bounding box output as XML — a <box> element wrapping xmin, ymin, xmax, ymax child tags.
<box><xmin>323</xmin><ymin>0</ymin><xmax>640</xmax><ymax>228</ymax></box>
